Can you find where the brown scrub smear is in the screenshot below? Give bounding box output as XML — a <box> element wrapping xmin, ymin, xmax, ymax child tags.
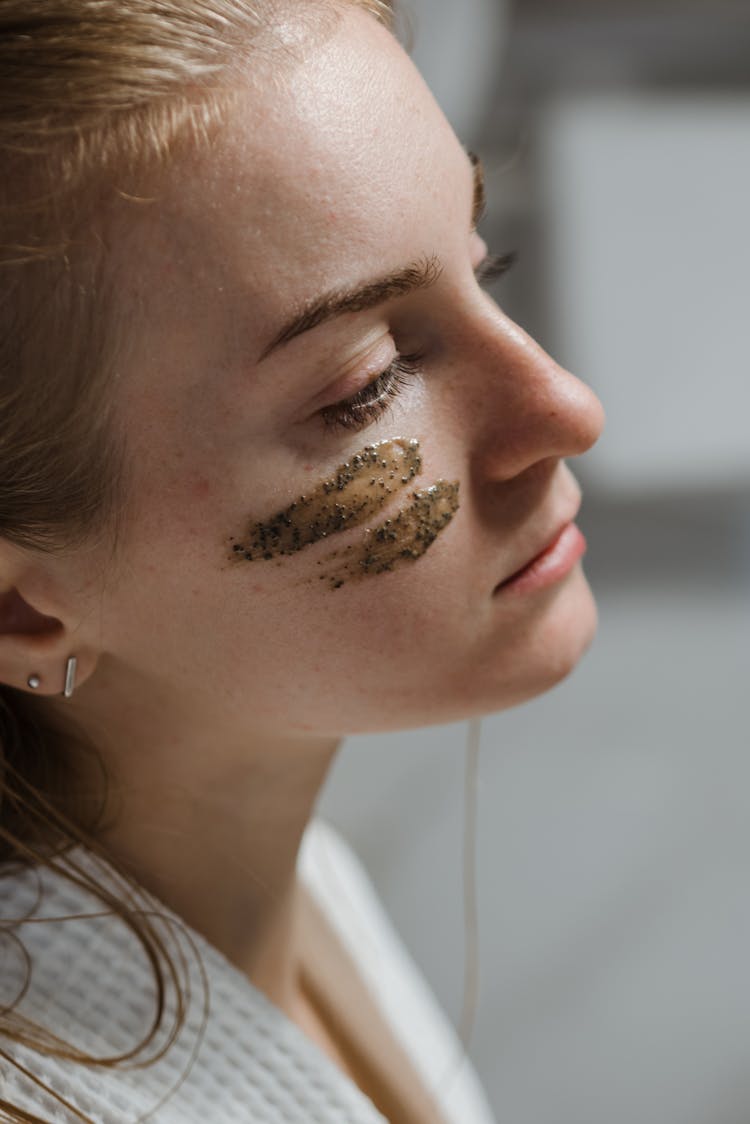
<box><xmin>230</xmin><ymin>438</ymin><xmax>421</xmax><ymax>561</ymax></box>
<box><xmin>230</xmin><ymin>436</ymin><xmax>460</xmax><ymax>589</ymax></box>
<box><xmin>320</xmin><ymin>480</ymin><xmax>460</xmax><ymax>590</ymax></box>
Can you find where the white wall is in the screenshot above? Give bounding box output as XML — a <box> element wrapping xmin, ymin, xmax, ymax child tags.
<box><xmin>536</xmin><ymin>94</ymin><xmax>750</xmax><ymax>495</ymax></box>
<box><xmin>398</xmin><ymin>0</ymin><xmax>507</xmax><ymax>142</ymax></box>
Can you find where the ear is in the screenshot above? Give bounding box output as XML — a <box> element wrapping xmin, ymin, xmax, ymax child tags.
<box><xmin>0</xmin><ymin>543</ymin><xmax>99</xmax><ymax>698</ymax></box>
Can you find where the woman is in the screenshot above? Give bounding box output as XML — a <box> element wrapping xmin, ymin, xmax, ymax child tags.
<box><xmin>0</xmin><ymin>0</ymin><xmax>605</xmax><ymax>1121</ymax></box>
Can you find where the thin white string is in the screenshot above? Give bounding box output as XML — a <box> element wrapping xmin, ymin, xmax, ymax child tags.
<box><xmin>435</xmin><ymin>715</ymin><xmax>483</xmax><ymax>1103</ymax></box>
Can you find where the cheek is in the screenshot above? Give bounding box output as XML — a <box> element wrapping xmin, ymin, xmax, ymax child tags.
<box><xmin>263</xmin><ymin>527</ymin><xmax>471</xmax><ymax>707</ymax></box>
<box><xmin>190</xmin><ymin>477</ymin><xmax>214</xmax><ymax>501</ymax></box>
<box><xmin>227</xmin><ymin>435</ymin><xmax>461</xmax><ymax>589</ymax></box>
<box><xmin>203</xmin><ymin>496</ymin><xmax>467</xmax><ymax>728</ymax></box>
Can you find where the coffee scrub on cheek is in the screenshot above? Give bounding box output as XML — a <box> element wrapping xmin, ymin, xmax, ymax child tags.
<box><xmin>229</xmin><ymin>437</ymin><xmax>460</xmax><ymax>589</ymax></box>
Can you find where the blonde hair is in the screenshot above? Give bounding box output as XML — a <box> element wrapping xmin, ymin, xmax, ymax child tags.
<box><xmin>0</xmin><ymin>3</ymin><xmax>393</xmax><ymax>1121</ymax></box>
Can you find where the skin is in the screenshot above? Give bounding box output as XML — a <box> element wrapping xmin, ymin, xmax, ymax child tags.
<box><xmin>0</xmin><ymin>4</ymin><xmax>604</xmax><ymax>1054</ymax></box>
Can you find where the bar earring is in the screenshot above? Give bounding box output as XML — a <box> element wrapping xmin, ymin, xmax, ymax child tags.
<box><xmin>63</xmin><ymin>656</ymin><xmax>77</xmax><ymax>699</ymax></box>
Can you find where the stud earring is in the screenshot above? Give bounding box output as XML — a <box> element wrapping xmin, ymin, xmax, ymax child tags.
<box><xmin>27</xmin><ymin>674</ymin><xmax>41</xmax><ymax>690</ymax></box>
<box><xmin>63</xmin><ymin>656</ymin><xmax>77</xmax><ymax>699</ymax></box>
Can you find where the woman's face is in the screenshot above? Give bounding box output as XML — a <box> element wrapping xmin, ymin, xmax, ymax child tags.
<box><xmin>82</xmin><ymin>5</ymin><xmax>604</xmax><ymax>738</ymax></box>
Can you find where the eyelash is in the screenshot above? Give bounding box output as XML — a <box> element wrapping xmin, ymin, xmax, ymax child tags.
<box><xmin>320</xmin><ymin>354</ymin><xmax>423</xmax><ymax>433</ymax></box>
<box><xmin>320</xmin><ymin>250</ymin><xmax>516</xmax><ymax>433</ymax></box>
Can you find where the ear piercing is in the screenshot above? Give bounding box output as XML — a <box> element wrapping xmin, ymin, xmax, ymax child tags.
<box><xmin>26</xmin><ymin>657</ymin><xmax>77</xmax><ymax>697</ymax></box>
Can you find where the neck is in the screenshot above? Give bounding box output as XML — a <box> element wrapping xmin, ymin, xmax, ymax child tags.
<box><xmin>67</xmin><ymin>664</ymin><xmax>340</xmax><ymax>1015</ymax></box>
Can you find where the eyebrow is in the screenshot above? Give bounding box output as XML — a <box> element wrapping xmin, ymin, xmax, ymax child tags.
<box><xmin>258</xmin><ymin>152</ymin><xmax>486</xmax><ymax>362</ymax></box>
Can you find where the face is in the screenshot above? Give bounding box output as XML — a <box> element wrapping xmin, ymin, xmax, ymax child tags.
<box><xmin>76</xmin><ymin>5</ymin><xmax>604</xmax><ymax>740</ymax></box>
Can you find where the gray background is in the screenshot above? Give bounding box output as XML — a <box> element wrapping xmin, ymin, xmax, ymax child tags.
<box><xmin>319</xmin><ymin>3</ymin><xmax>750</xmax><ymax>1122</ymax></box>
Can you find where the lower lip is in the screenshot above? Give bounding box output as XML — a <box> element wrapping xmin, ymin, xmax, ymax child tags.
<box><xmin>495</xmin><ymin>523</ymin><xmax>587</xmax><ymax>597</ymax></box>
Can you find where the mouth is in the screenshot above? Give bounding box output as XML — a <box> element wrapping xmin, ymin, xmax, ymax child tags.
<box><xmin>494</xmin><ymin>519</ymin><xmax>587</xmax><ymax>597</ymax></box>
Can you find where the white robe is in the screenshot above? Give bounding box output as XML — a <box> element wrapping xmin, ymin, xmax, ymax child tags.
<box><xmin>0</xmin><ymin>820</ymin><xmax>496</xmax><ymax>1123</ymax></box>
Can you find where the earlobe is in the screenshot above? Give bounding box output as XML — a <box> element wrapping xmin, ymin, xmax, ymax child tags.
<box><xmin>22</xmin><ymin>659</ymin><xmax>78</xmax><ymax>698</ymax></box>
<box><xmin>0</xmin><ymin>586</ymin><xmax>87</xmax><ymax>698</ymax></box>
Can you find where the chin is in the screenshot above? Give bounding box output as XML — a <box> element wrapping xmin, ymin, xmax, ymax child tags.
<box><xmin>473</xmin><ymin>565</ymin><xmax>600</xmax><ymax>717</ymax></box>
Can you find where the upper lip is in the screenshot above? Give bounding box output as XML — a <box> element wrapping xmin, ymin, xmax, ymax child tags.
<box><xmin>495</xmin><ymin>503</ymin><xmax>581</xmax><ymax>591</ymax></box>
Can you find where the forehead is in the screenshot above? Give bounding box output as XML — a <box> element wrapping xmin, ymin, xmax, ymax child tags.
<box><xmin>126</xmin><ymin>7</ymin><xmax>465</xmax><ymax>320</ymax></box>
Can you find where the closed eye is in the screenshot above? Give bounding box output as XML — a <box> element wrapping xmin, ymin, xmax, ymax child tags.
<box><xmin>319</xmin><ymin>249</ymin><xmax>516</xmax><ymax>434</ymax></box>
<box><xmin>320</xmin><ymin>354</ymin><xmax>423</xmax><ymax>433</ymax></box>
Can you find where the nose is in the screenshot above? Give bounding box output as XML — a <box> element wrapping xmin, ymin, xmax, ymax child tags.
<box><xmin>461</xmin><ymin>304</ymin><xmax>605</xmax><ymax>483</ymax></box>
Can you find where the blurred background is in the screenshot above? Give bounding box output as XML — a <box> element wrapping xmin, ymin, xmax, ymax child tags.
<box><xmin>319</xmin><ymin>2</ymin><xmax>750</xmax><ymax>1123</ymax></box>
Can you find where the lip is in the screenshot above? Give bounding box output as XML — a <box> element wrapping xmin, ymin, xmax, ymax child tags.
<box><xmin>494</xmin><ymin>521</ymin><xmax>587</xmax><ymax>597</ymax></box>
